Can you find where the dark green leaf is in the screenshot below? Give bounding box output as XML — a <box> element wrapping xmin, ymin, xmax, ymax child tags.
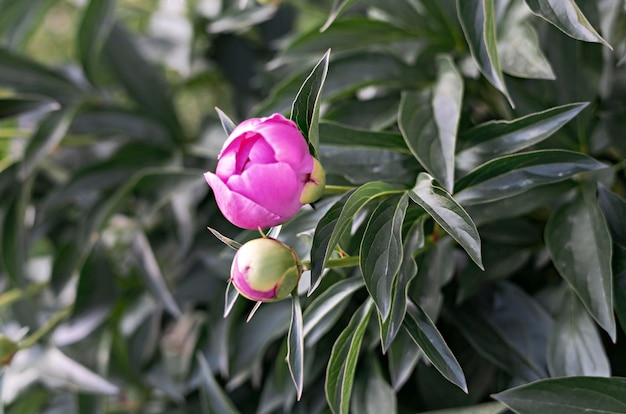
<box><xmin>309</xmin><ymin>182</ymin><xmax>398</xmax><ymax>293</ymax></box>
<box><xmin>454</xmin><ymin>150</ymin><xmax>607</xmax><ymax>205</ymax></box>
<box><xmin>287</xmin><ymin>294</ymin><xmax>304</xmax><ymax>400</ymax></box>
<box><xmin>321</xmin><ymin>0</ymin><xmax>358</xmax><ymax>32</ymax></box>
<box><xmin>0</xmin><ymin>96</ymin><xmax>59</xmax><ymax>120</ymax></box>
<box><xmin>319</xmin><ymin>121</ymin><xmax>409</xmax><ymax>154</ymax></box>
<box><xmin>19</xmin><ymin>107</ymin><xmax>77</xmax><ymax>180</ymax></box>
<box><xmin>409</xmin><ymin>173</ymin><xmax>483</xmax><ymax>269</ymax></box>
<box><xmin>350</xmin><ymin>359</ymin><xmax>397</xmax><ymax>414</ymax></box>
<box><xmin>360</xmin><ymin>194</ymin><xmax>409</xmax><ymax>320</ymax></box>
<box><xmin>0</xmin><ymin>0</ymin><xmax>56</xmax><ymax>49</ymax></box>
<box><xmin>598</xmin><ymin>186</ymin><xmax>626</xmax><ymax>247</ymax></box>
<box><xmin>223</xmin><ymin>281</ymin><xmax>239</xmax><ymax>318</ymax></box>
<box><xmin>456</xmin><ymin>0</ymin><xmax>512</xmax><ymax>105</ymax></box>
<box><xmin>197</xmin><ymin>352</ymin><xmax>241</xmax><ymax>414</ymax></box>
<box><xmin>456</xmin><ymin>103</ymin><xmax>588</xmax><ymax>172</ymax></box>
<box><xmin>77</xmin><ymin>0</ymin><xmax>116</xmax><ymax>86</ymax></box>
<box><xmin>525</xmin><ymin>0</ymin><xmax>612</xmax><ymax>48</ymax></box>
<box><xmin>547</xmin><ymin>288</ymin><xmax>610</xmax><ymax>377</ymax></box>
<box><xmin>1</xmin><ymin>184</ymin><xmax>30</xmax><ymax>286</ymax></box>
<box><xmin>419</xmin><ymin>402</ymin><xmax>506</xmax><ymax>414</ymax></box>
<box><xmin>493</xmin><ymin>376</ymin><xmax>626</xmax><ymax>414</ymax></box>
<box><xmin>403</xmin><ymin>302</ymin><xmax>467</xmax><ymax>392</ymax></box>
<box><xmin>302</xmin><ymin>277</ymin><xmax>364</xmax><ymax>345</ymax></box>
<box><xmin>215</xmin><ymin>107</ymin><xmax>236</xmax><ymax>136</ymax></box>
<box><xmin>380</xmin><ymin>217</ymin><xmax>423</xmax><ymax>351</ymax></box>
<box><xmin>387</xmin><ymin>328</ymin><xmax>421</xmax><ymax>391</ymax></box>
<box><xmin>615</xmin><ymin>270</ymin><xmax>626</xmax><ymax>336</ymax></box>
<box><xmin>545</xmin><ymin>187</ymin><xmax>615</xmax><ymax>341</ymax></box>
<box><xmin>325</xmin><ymin>299</ymin><xmax>374</xmax><ymax>414</ymax></box>
<box><xmin>290</xmin><ymin>49</ymin><xmax>330</xmax><ymax>158</ymax></box>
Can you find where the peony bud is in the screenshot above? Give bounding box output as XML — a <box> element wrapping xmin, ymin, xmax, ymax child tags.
<box><xmin>204</xmin><ymin>113</ymin><xmax>325</xmax><ymax>229</ymax></box>
<box><xmin>230</xmin><ymin>238</ymin><xmax>301</xmax><ymax>302</ymax></box>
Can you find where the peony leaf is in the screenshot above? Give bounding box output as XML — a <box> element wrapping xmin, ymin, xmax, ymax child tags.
<box><xmin>286</xmin><ymin>294</ymin><xmax>304</xmax><ymax>400</ymax></box>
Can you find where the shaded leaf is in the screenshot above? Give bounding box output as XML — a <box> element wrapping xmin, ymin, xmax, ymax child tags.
<box><xmin>351</xmin><ymin>359</ymin><xmax>397</xmax><ymax>414</ymax></box>
<box><xmin>493</xmin><ymin>376</ymin><xmax>626</xmax><ymax>414</ymax></box>
<box><xmin>321</xmin><ymin>0</ymin><xmax>357</xmax><ymax>32</ymax></box>
<box><xmin>456</xmin><ymin>0</ymin><xmax>512</xmax><ymax>105</ymax></box>
<box><xmin>223</xmin><ymin>281</ymin><xmax>239</xmax><ymax>318</ymax></box>
<box><xmin>0</xmin><ymin>0</ymin><xmax>56</xmax><ymax>49</ymax></box>
<box><xmin>325</xmin><ymin>299</ymin><xmax>374</xmax><ymax>414</ymax></box>
<box><xmin>499</xmin><ymin>21</ymin><xmax>555</xmax><ymax>80</ymax></box>
<box><xmin>456</xmin><ymin>102</ymin><xmax>588</xmax><ymax>172</ymax></box>
<box><xmin>77</xmin><ymin>0</ymin><xmax>116</xmax><ymax>85</ymax></box>
<box><xmin>403</xmin><ymin>302</ymin><xmax>467</xmax><ymax>392</ymax></box>
<box><xmin>286</xmin><ymin>295</ymin><xmax>304</xmax><ymax>400</ymax></box>
<box><xmin>454</xmin><ymin>150</ymin><xmax>607</xmax><ymax>205</ymax></box>
<box><xmin>0</xmin><ymin>95</ymin><xmax>59</xmax><ymax>120</ymax></box>
<box><xmin>409</xmin><ymin>173</ymin><xmax>483</xmax><ymax>269</ymax></box>
<box><xmin>545</xmin><ymin>187</ymin><xmax>615</xmax><ymax>341</ymax></box>
<box><xmin>419</xmin><ymin>402</ymin><xmax>506</xmax><ymax>414</ymax></box>
<box><xmin>290</xmin><ymin>49</ymin><xmax>330</xmax><ymax>158</ymax></box>
<box><xmin>319</xmin><ymin>121</ymin><xmax>410</xmax><ymax>154</ymax></box>
<box><xmin>598</xmin><ymin>186</ymin><xmax>626</xmax><ymax>247</ymax></box>
<box><xmin>360</xmin><ymin>193</ymin><xmax>409</xmax><ymax>320</ymax></box>
<box><xmin>309</xmin><ymin>182</ymin><xmax>398</xmax><ymax>293</ymax></box>
<box><xmin>197</xmin><ymin>353</ymin><xmax>241</xmax><ymax>414</ymax></box>
<box><xmin>387</xmin><ymin>328</ymin><xmax>421</xmax><ymax>391</ymax></box>
<box><xmin>547</xmin><ymin>288</ymin><xmax>610</xmax><ymax>377</ymax></box>
<box><xmin>525</xmin><ymin>0</ymin><xmax>612</xmax><ymax>48</ymax></box>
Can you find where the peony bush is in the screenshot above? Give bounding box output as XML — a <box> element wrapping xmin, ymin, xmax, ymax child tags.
<box><xmin>0</xmin><ymin>1</ymin><xmax>625</xmax><ymax>413</ymax></box>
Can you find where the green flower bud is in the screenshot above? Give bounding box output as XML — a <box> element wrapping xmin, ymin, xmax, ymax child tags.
<box><xmin>300</xmin><ymin>158</ymin><xmax>326</xmax><ymax>204</ymax></box>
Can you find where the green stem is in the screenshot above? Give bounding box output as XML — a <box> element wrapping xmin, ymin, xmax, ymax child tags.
<box><xmin>18</xmin><ymin>306</ymin><xmax>72</xmax><ymax>350</ymax></box>
<box><xmin>300</xmin><ymin>255</ymin><xmax>360</xmax><ymax>271</ymax></box>
<box><xmin>0</xmin><ymin>283</ymin><xmax>47</xmax><ymax>310</ymax></box>
<box><xmin>323</xmin><ymin>185</ymin><xmax>354</xmax><ymax>196</ymax></box>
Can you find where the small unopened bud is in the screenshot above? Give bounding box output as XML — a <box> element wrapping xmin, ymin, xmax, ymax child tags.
<box><xmin>300</xmin><ymin>158</ymin><xmax>326</xmax><ymax>204</ymax></box>
<box><xmin>0</xmin><ymin>334</ymin><xmax>18</xmax><ymax>366</ymax></box>
<box><xmin>231</xmin><ymin>238</ymin><xmax>301</xmax><ymax>302</ymax></box>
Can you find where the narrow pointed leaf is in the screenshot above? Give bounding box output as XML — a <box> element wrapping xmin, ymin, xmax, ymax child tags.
<box><xmin>403</xmin><ymin>302</ymin><xmax>467</xmax><ymax>393</ymax></box>
<box><xmin>215</xmin><ymin>107</ymin><xmax>237</xmax><ymax>136</ymax></box>
<box><xmin>287</xmin><ymin>295</ymin><xmax>304</xmax><ymax>400</ymax></box>
<box><xmin>454</xmin><ymin>150</ymin><xmax>607</xmax><ymax>205</ymax></box>
<box><xmin>360</xmin><ymin>194</ymin><xmax>408</xmax><ymax>320</ymax></box>
<box><xmin>547</xmin><ymin>289</ymin><xmax>610</xmax><ymax>377</ymax></box>
<box><xmin>309</xmin><ymin>182</ymin><xmax>398</xmax><ymax>293</ymax></box>
<box><xmin>456</xmin><ymin>0</ymin><xmax>512</xmax><ymax>105</ymax></box>
<box><xmin>409</xmin><ymin>173</ymin><xmax>483</xmax><ymax>269</ymax></box>
<box><xmin>525</xmin><ymin>0</ymin><xmax>612</xmax><ymax>49</ymax></box>
<box><xmin>0</xmin><ymin>96</ymin><xmax>59</xmax><ymax>120</ymax></box>
<box><xmin>325</xmin><ymin>299</ymin><xmax>374</xmax><ymax>414</ymax></box>
<box><xmin>456</xmin><ymin>103</ymin><xmax>588</xmax><ymax>171</ymax></box>
<box><xmin>224</xmin><ymin>282</ymin><xmax>239</xmax><ymax>318</ymax></box>
<box><xmin>321</xmin><ymin>0</ymin><xmax>357</xmax><ymax>32</ymax></box>
<box><xmin>598</xmin><ymin>186</ymin><xmax>626</xmax><ymax>247</ymax></box>
<box><xmin>77</xmin><ymin>0</ymin><xmax>116</xmax><ymax>85</ymax></box>
<box><xmin>208</xmin><ymin>227</ymin><xmax>242</xmax><ymax>251</ymax></box>
<box><xmin>290</xmin><ymin>49</ymin><xmax>330</xmax><ymax>158</ymax></box>
<box><xmin>197</xmin><ymin>353</ymin><xmax>241</xmax><ymax>414</ymax></box>
<box><xmin>493</xmin><ymin>376</ymin><xmax>626</xmax><ymax>414</ymax></box>
<box><xmin>388</xmin><ymin>328</ymin><xmax>421</xmax><ymax>391</ymax></box>
<box><xmin>545</xmin><ymin>188</ymin><xmax>615</xmax><ymax>341</ymax></box>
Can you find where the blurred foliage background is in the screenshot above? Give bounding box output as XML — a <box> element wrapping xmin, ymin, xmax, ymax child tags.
<box><xmin>0</xmin><ymin>0</ymin><xmax>626</xmax><ymax>413</ymax></box>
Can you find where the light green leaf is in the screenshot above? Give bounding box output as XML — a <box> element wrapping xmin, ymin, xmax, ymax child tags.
<box><xmin>455</xmin><ymin>150</ymin><xmax>607</xmax><ymax>205</ymax></box>
<box><xmin>403</xmin><ymin>302</ymin><xmax>467</xmax><ymax>392</ymax></box>
<box><xmin>493</xmin><ymin>376</ymin><xmax>626</xmax><ymax>414</ymax></box>
<box><xmin>309</xmin><ymin>182</ymin><xmax>399</xmax><ymax>293</ymax></box>
<box><xmin>77</xmin><ymin>0</ymin><xmax>116</xmax><ymax>86</ymax></box>
<box><xmin>360</xmin><ymin>194</ymin><xmax>409</xmax><ymax>321</ymax></box>
<box><xmin>291</xmin><ymin>49</ymin><xmax>330</xmax><ymax>158</ymax></box>
<box><xmin>525</xmin><ymin>0</ymin><xmax>612</xmax><ymax>49</ymax></box>
<box><xmin>547</xmin><ymin>288</ymin><xmax>611</xmax><ymax>377</ymax></box>
<box><xmin>456</xmin><ymin>0</ymin><xmax>513</xmax><ymax>105</ymax></box>
<box><xmin>545</xmin><ymin>187</ymin><xmax>615</xmax><ymax>341</ymax></box>
<box><xmin>325</xmin><ymin>299</ymin><xmax>374</xmax><ymax>414</ymax></box>
<box><xmin>456</xmin><ymin>103</ymin><xmax>588</xmax><ymax>172</ymax></box>
<box><xmin>409</xmin><ymin>173</ymin><xmax>483</xmax><ymax>270</ymax></box>
<box><xmin>197</xmin><ymin>353</ymin><xmax>241</xmax><ymax>414</ymax></box>
<box><xmin>287</xmin><ymin>295</ymin><xmax>304</xmax><ymax>400</ymax></box>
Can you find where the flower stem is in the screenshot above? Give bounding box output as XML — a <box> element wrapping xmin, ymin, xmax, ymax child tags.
<box><xmin>300</xmin><ymin>255</ymin><xmax>360</xmax><ymax>271</ymax></box>
<box><xmin>18</xmin><ymin>306</ymin><xmax>72</xmax><ymax>350</ymax></box>
<box><xmin>323</xmin><ymin>185</ymin><xmax>354</xmax><ymax>195</ymax></box>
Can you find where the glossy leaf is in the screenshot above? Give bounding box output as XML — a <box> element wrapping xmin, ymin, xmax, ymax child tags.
<box><xmin>287</xmin><ymin>294</ymin><xmax>304</xmax><ymax>400</ymax></box>
<box><xmin>0</xmin><ymin>96</ymin><xmax>59</xmax><ymax>120</ymax></box>
<box><xmin>380</xmin><ymin>215</ymin><xmax>423</xmax><ymax>351</ymax></box>
<box><xmin>290</xmin><ymin>49</ymin><xmax>330</xmax><ymax>158</ymax></box>
<box><xmin>545</xmin><ymin>188</ymin><xmax>615</xmax><ymax>341</ymax></box>
<box><xmin>525</xmin><ymin>0</ymin><xmax>612</xmax><ymax>48</ymax></box>
<box><xmin>403</xmin><ymin>302</ymin><xmax>467</xmax><ymax>393</ymax></box>
<box><xmin>456</xmin><ymin>102</ymin><xmax>588</xmax><ymax>171</ymax></box>
<box><xmin>493</xmin><ymin>376</ymin><xmax>626</xmax><ymax>414</ymax></box>
<box><xmin>360</xmin><ymin>193</ymin><xmax>409</xmax><ymax>321</ymax></box>
<box><xmin>387</xmin><ymin>328</ymin><xmax>421</xmax><ymax>391</ymax></box>
<box><xmin>215</xmin><ymin>107</ymin><xmax>236</xmax><ymax>136</ymax></box>
<box><xmin>325</xmin><ymin>299</ymin><xmax>374</xmax><ymax>414</ymax></box>
<box><xmin>456</xmin><ymin>0</ymin><xmax>512</xmax><ymax>105</ymax></box>
<box><xmin>598</xmin><ymin>186</ymin><xmax>626</xmax><ymax>247</ymax></box>
<box><xmin>224</xmin><ymin>282</ymin><xmax>239</xmax><ymax>318</ymax></box>
<box><xmin>309</xmin><ymin>182</ymin><xmax>398</xmax><ymax>293</ymax></box>
<box><xmin>321</xmin><ymin>0</ymin><xmax>357</xmax><ymax>32</ymax></box>
<box><xmin>499</xmin><ymin>21</ymin><xmax>554</xmax><ymax>79</ymax></box>
<box><xmin>350</xmin><ymin>359</ymin><xmax>397</xmax><ymax>414</ymax></box>
<box><xmin>409</xmin><ymin>173</ymin><xmax>483</xmax><ymax>270</ymax></box>
<box><xmin>197</xmin><ymin>353</ymin><xmax>241</xmax><ymax>414</ymax></box>
<box><xmin>77</xmin><ymin>0</ymin><xmax>115</xmax><ymax>85</ymax></box>
<box><xmin>302</xmin><ymin>277</ymin><xmax>364</xmax><ymax>345</ymax></box>
<box><xmin>319</xmin><ymin>121</ymin><xmax>410</xmax><ymax>154</ymax></box>
<box><xmin>454</xmin><ymin>150</ymin><xmax>607</xmax><ymax>205</ymax></box>
<box><xmin>547</xmin><ymin>289</ymin><xmax>610</xmax><ymax>377</ymax></box>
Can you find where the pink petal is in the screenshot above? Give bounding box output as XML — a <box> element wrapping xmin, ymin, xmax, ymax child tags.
<box><xmin>226</xmin><ymin>162</ymin><xmax>303</xmax><ymax>219</ymax></box>
<box><xmin>204</xmin><ymin>171</ymin><xmax>287</xmax><ymax>229</ymax></box>
<box><xmin>231</xmin><ymin>258</ymin><xmax>277</xmax><ymax>301</ymax></box>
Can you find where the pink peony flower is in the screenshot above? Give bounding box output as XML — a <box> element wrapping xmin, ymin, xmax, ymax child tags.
<box><xmin>205</xmin><ymin>113</ymin><xmax>325</xmax><ymax>229</ymax></box>
<box><xmin>230</xmin><ymin>238</ymin><xmax>301</xmax><ymax>302</ymax></box>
